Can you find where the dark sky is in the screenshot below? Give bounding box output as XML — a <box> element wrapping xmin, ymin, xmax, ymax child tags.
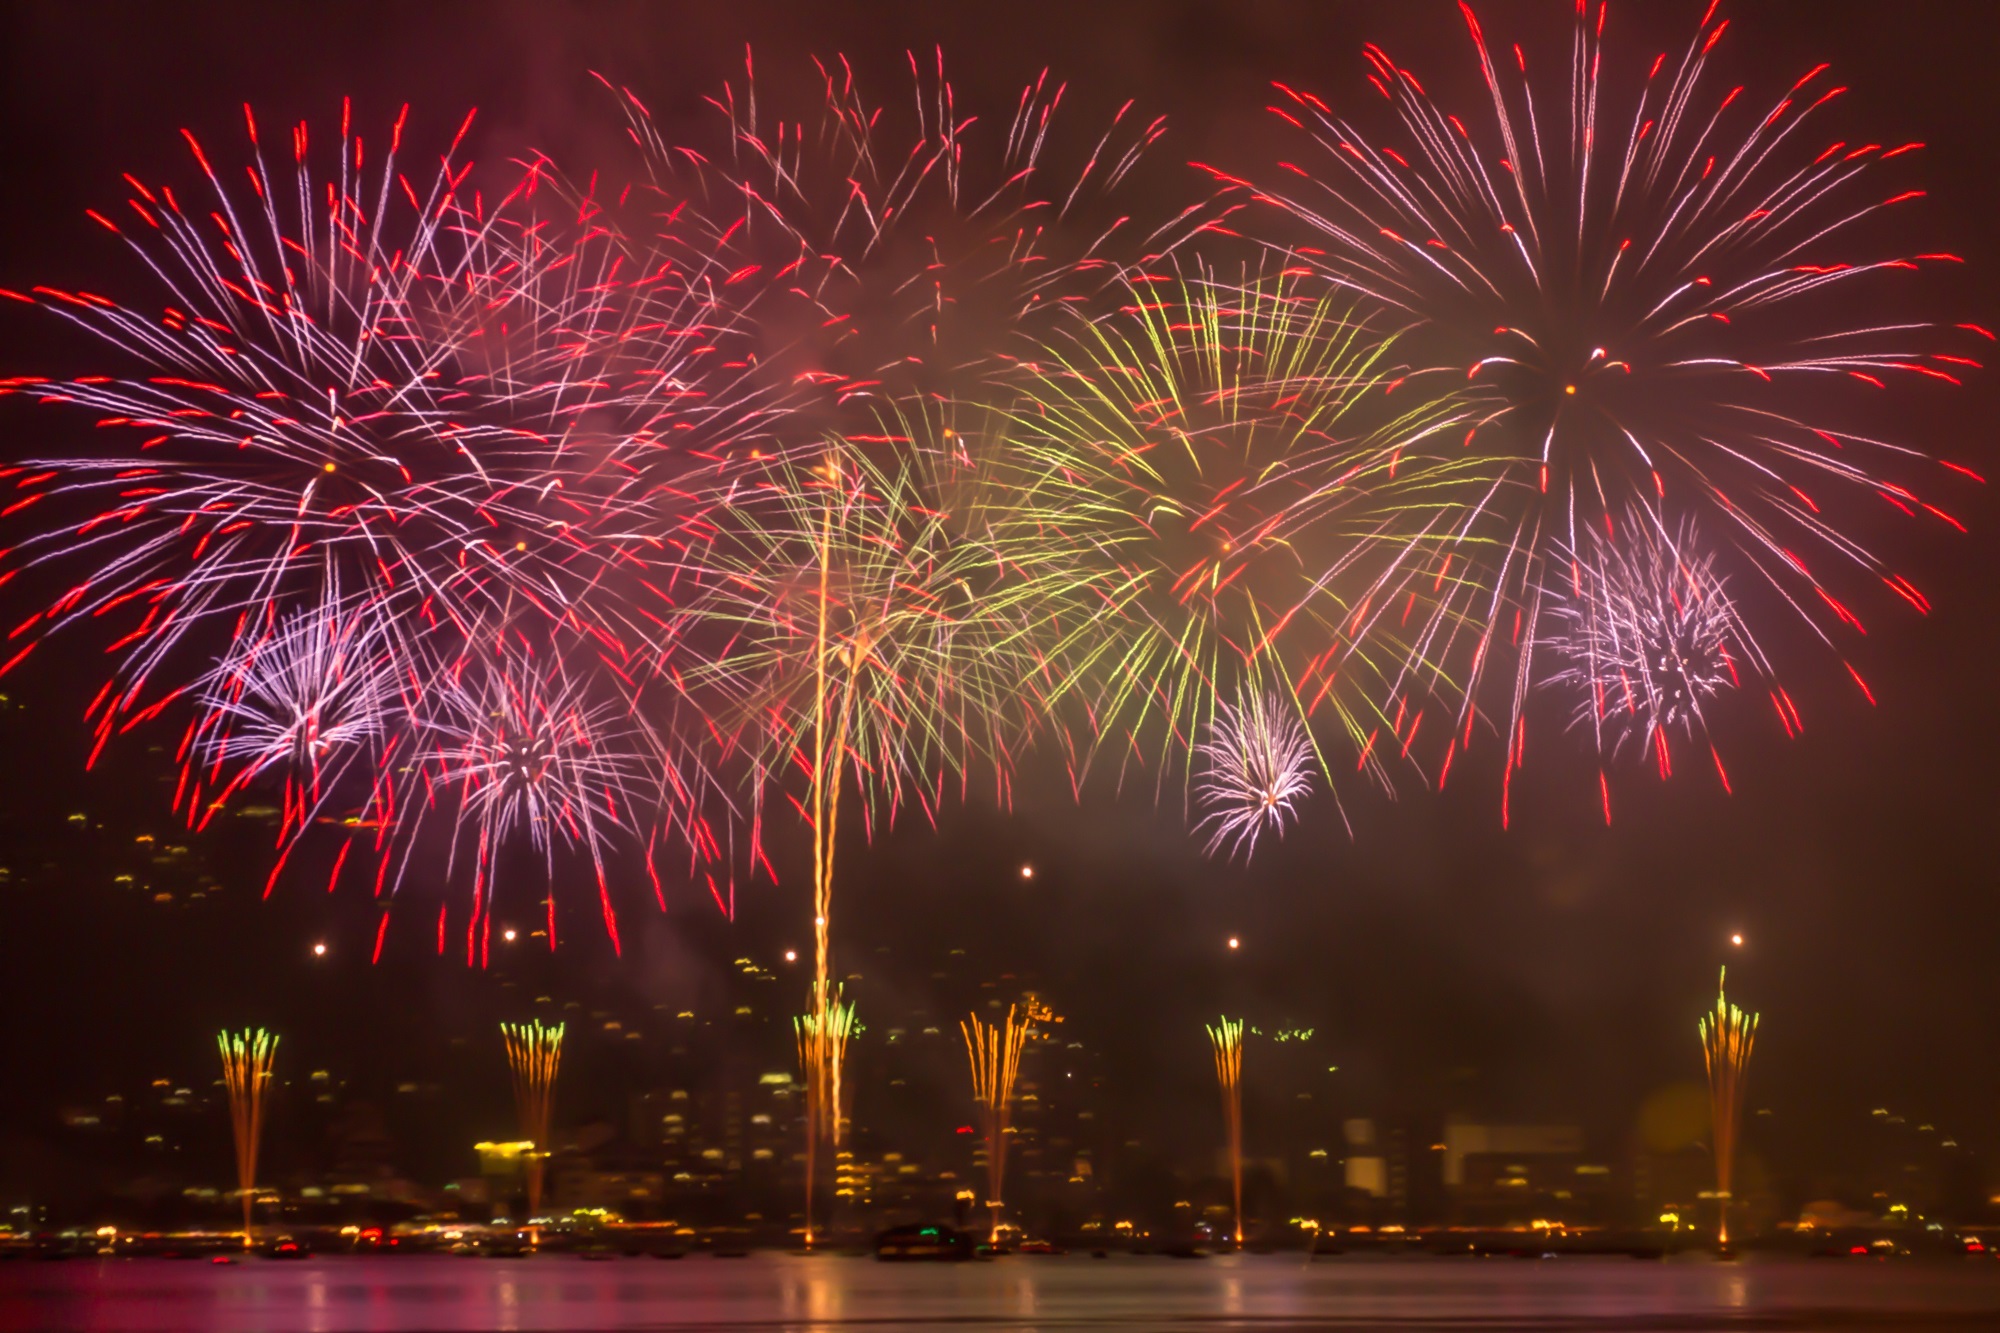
<box><xmin>2</xmin><ymin>0</ymin><xmax>1999</xmax><ymax>1186</ymax></box>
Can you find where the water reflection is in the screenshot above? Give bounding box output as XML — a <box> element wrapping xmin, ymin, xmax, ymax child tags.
<box><xmin>305</xmin><ymin>1275</ymin><xmax>328</xmax><ymax>1333</ymax></box>
<box><xmin>7</xmin><ymin>1252</ymin><xmax>2000</xmax><ymax>1332</ymax></box>
<box><xmin>806</xmin><ymin>1261</ymin><xmax>841</xmax><ymax>1328</ymax></box>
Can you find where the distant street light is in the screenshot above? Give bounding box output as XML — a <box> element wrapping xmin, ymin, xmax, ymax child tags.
<box><xmin>784</xmin><ymin>950</ymin><xmax>798</xmax><ymax>963</ymax></box>
<box><xmin>311</xmin><ymin>942</ymin><xmax>327</xmax><ymax>958</ymax></box>
<box><xmin>1019</xmin><ymin>864</ymin><xmax>1034</xmax><ymax>880</ymax></box>
<box><xmin>1226</xmin><ymin>937</ymin><xmax>1241</xmax><ymax>951</ymax></box>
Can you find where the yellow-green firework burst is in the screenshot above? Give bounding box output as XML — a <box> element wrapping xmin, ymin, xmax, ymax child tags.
<box><xmin>988</xmin><ymin>266</ymin><xmax>1492</xmax><ymax>822</ymax></box>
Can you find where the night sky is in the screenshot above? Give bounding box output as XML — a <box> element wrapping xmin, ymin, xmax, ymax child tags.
<box><xmin>2</xmin><ymin>1</ymin><xmax>1998</xmax><ymax>1187</ymax></box>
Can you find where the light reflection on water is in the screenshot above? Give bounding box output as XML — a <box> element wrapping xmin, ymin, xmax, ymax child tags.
<box><xmin>4</xmin><ymin>1252</ymin><xmax>2000</xmax><ymax>1331</ymax></box>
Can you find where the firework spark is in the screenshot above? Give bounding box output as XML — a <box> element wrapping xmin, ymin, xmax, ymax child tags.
<box><xmin>419</xmin><ymin>647</ymin><xmax>652</xmax><ymax>961</ymax></box>
<box><xmin>1194</xmin><ymin>688</ymin><xmax>1315</xmax><ymax>859</ymax></box>
<box><xmin>0</xmin><ymin>103</ymin><xmax>765</xmax><ymax>931</ymax></box>
<box><xmin>2</xmin><ymin>107</ymin><xmax>536</xmax><ymax>707</ymax></box>
<box><xmin>190</xmin><ymin>580</ymin><xmax>395</xmax><ymax>839</ymax></box>
<box><xmin>609</xmin><ymin>49</ymin><xmax>1206</xmax><ymax>417</ymax></box>
<box><xmin>217</xmin><ymin>1028</ymin><xmax>277</xmax><ymax>1250</ymax></box>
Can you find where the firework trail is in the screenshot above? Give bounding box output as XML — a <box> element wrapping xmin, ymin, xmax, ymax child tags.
<box><xmin>1544</xmin><ymin>512</ymin><xmax>1762</xmax><ymax>814</ymax></box>
<box><xmin>671</xmin><ymin>416</ymin><xmax>1050</xmax><ymax>1139</ymax></box>
<box><xmin>1194</xmin><ymin>687</ymin><xmax>1315</xmax><ymax>860</ymax></box>
<box><xmin>794</xmin><ymin>985</ymin><xmax>856</xmax><ymax>1250</ymax></box>
<box><xmin>1207</xmin><ymin>1016</ymin><xmax>1246</xmax><ymax>1247</ymax></box>
<box><xmin>1699</xmin><ymin>966</ymin><xmax>1758</xmax><ymax>1247</ymax></box>
<box><xmin>993</xmin><ymin>268</ymin><xmax>1478</xmax><ymax>819</ymax></box>
<box><xmin>500</xmin><ymin>1019</ymin><xmax>564</xmax><ymax>1229</ymax></box>
<box><xmin>1231</xmin><ymin>2</ymin><xmax>1982</xmax><ymax>811</ymax></box>
<box><xmin>606</xmin><ymin>49</ymin><xmax>1211</xmax><ymax>418</ymax></box>
<box><xmin>962</xmin><ymin>998</ymin><xmax>1048</xmax><ymax>1242</ymax></box>
<box><xmin>217</xmin><ymin>1028</ymin><xmax>277</xmax><ymax>1249</ymax></box>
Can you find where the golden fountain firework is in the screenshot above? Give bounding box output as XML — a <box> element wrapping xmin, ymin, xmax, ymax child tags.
<box><xmin>500</xmin><ymin>1019</ymin><xmax>564</xmax><ymax>1225</ymax></box>
<box><xmin>1698</xmin><ymin>967</ymin><xmax>1758</xmax><ymax>1247</ymax></box>
<box><xmin>794</xmin><ymin>986</ymin><xmax>857</xmax><ymax>1250</ymax></box>
<box><xmin>961</xmin><ymin>998</ymin><xmax>1049</xmax><ymax>1243</ymax></box>
<box><xmin>216</xmin><ymin>1028</ymin><xmax>277</xmax><ymax>1250</ymax></box>
<box><xmin>1207</xmin><ymin>1016</ymin><xmax>1245</xmax><ymax>1247</ymax></box>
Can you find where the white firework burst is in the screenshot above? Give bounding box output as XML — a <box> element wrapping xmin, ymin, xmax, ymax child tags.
<box><xmin>417</xmin><ymin>649</ymin><xmax>652</xmax><ymax>952</ymax></box>
<box><xmin>191</xmin><ymin>588</ymin><xmax>395</xmax><ymax>836</ymax></box>
<box><xmin>1545</xmin><ymin>515</ymin><xmax>1765</xmax><ymax>777</ymax></box>
<box><xmin>1194</xmin><ymin>689</ymin><xmax>1315</xmax><ymax>861</ymax></box>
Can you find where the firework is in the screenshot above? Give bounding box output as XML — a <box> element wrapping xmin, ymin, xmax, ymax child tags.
<box><xmin>1207</xmin><ymin>1016</ymin><xmax>1246</xmax><ymax>1247</ymax></box>
<box><xmin>992</xmin><ymin>269</ymin><xmax>1476</xmax><ymax>816</ymax></box>
<box><xmin>2</xmin><ymin>106</ymin><xmax>532</xmax><ymax>713</ymax></box>
<box><xmin>1699</xmin><ymin>966</ymin><xmax>1758</xmax><ymax>1248</ymax></box>
<box><xmin>961</xmin><ymin>999</ymin><xmax>1048</xmax><ymax>1242</ymax></box>
<box><xmin>608</xmin><ymin>50</ymin><xmax>1206</xmax><ymax>418</ymax></box>
<box><xmin>416</xmin><ymin>646</ymin><xmax>652</xmax><ymax>960</ymax></box>
<box><xmin>0</xmin><ymin>104</ymin><xmax>768</xmax><ymax>931</ymax></box>
<box><xmin>1194</xmin><ymin>688</ymin><xmax>1315</xmax><ymax>859</ymax></box>
<box><xmin>1544</xmin><ymin>513</ymin><xmax>1766</xmax><ymax>811</ymax></box>
<box><xmin>1239</xmin><ymin>3</ymin><xmax>1980</xmax><ymax>807</ymax></box>
<box><xmin>0</xmin><ymin>101</ymin><xmax>769</xmax><ymax>658</ymax></box>
<box><xmin>189</xmin><ymin>578</ymin><xmax>395</xmax><ymax>841</ymax></box>
<box><xmin>793</xmin><ymin>986</ymin><xmax>856</xmax><ymax>1250</ymax></box>
<box><xmin>217</xmin><ymin>1028</ymin><xmax>277</xmax><ymax>1249</ymax></box>
<box><xmin>671</xmin><ymin>417</ymin><xmax>1052</xmax><ymax>1160</ymax></box>
<box><xmin>500</xmin><ymin>1019</ymin><xmax>564</xmax><ymax>1228</ymax></box>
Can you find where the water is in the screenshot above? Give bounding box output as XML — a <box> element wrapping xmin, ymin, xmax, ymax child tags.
<box><xmin>5</xmin><ymin>1252</ymin><xmax>2000</xmax><ymax>1331</ymax></box>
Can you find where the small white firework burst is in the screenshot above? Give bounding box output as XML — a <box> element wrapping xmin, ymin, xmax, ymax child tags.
<box><xmin>424</xmin><ymin>653</ymin><xmax>644</xmax><ymax>876</ymax></box>
<box><xmin>192</xmin><ymin>591</ymin><xmax>395</xmax><ymax>837</ymax></box>
<box><xmin>1546</xmin><ymin>516</ymin><xmax>1762</xmax><ymax>772</ymax></box>
<box><xmin>1194</xmin><ymin>689</ymin><xmax>1315</xmax><ymax>861</ymax></box>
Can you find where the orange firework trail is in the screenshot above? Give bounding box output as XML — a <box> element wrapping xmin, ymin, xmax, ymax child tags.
<box><xmin>1699</xmin><ymin>967</ymin><xmax>1758</xmax><ymax>1247</ymax></box>
<box><xmin>1207</xmin><ymin>1017</ymin><xmax>1246</xmax><ymax>1247</ymax></box>
<box><xmin>641</xmin><ymin>42</ymin><xmax>1203</xmax><ymax>1158</ymax></box>
<box><xmin>500</xmin><ymin>1020</ymin><xmax>563</xmax><ymax>1227</ymax></box>
<box><xmin>962</xmin><ymin>999</ymin><xmax>1048</xmax><ymax>1243</ymax></box>
<box><xmin>675</xmin><ymin>424</ymin><xmax>1061</xmax><ymax>1221</ymax></box>
<box><xmin>793</xmin><ymin>987</ymin><xmax>855</xmax><ymax>1250</ymax></box>
<box><xmin>216</xmin><ymin>1028</ymin><xmax>277</xmax><ymax>1250</ymax></box>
